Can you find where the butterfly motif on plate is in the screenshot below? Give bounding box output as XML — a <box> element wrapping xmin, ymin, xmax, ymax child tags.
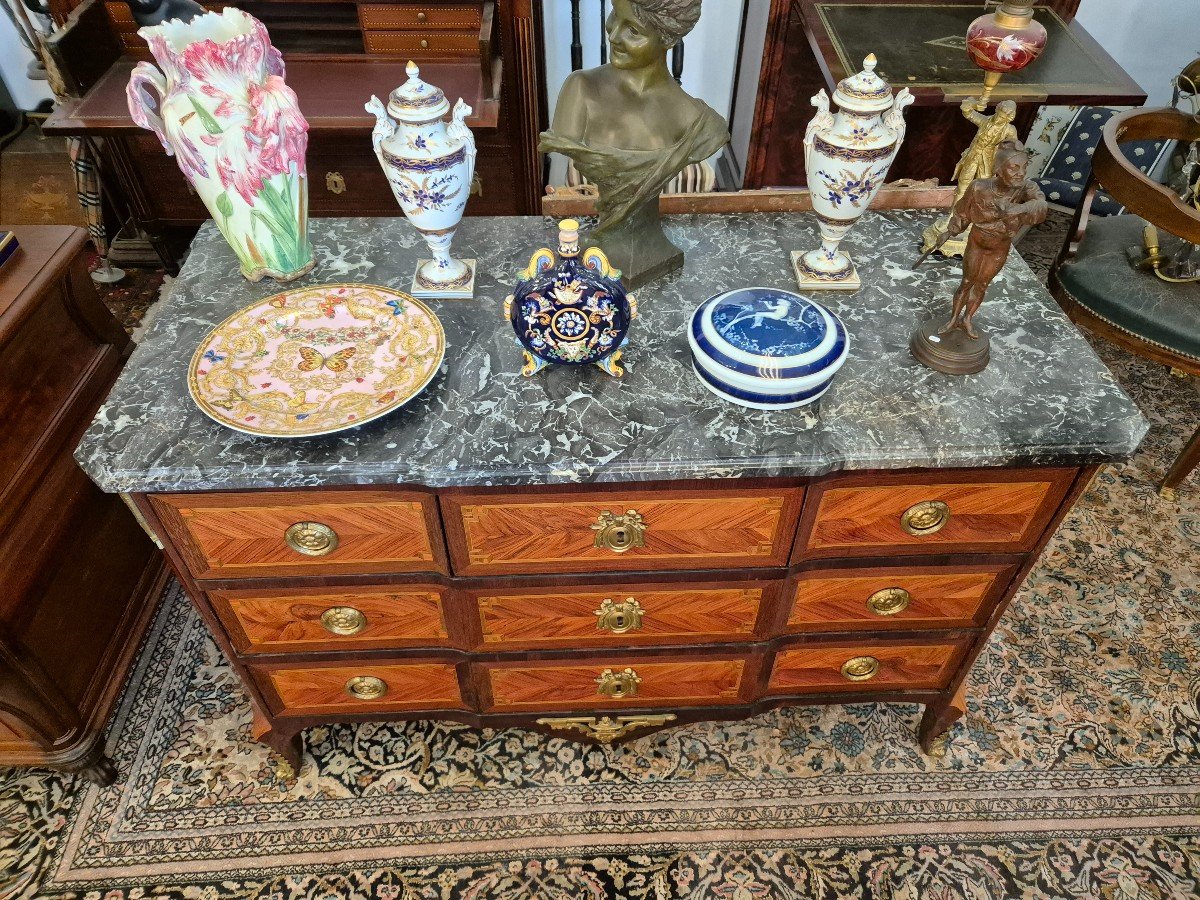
<box><xmin>297</xmin><ymin>346</ymin><xmax>356</xmax><ymax>373</ymax></box>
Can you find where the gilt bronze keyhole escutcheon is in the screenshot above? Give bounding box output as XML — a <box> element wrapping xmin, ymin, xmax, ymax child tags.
<box><xmin>284</xmin><ymin>521</ymin><xmax>339</xmax><ymax>556</ymax></box>
<box><xmin>595</xmin><ymin>667</ymin><xmax>641</xmax><ymax>698</ymax></box>
<box><xmin>591</xmin><ymin>510</ymin><xmax>647</xmax><ymax>553</ymax></box>
<box><xmin>900</xmin><ymin>500</ymin><xmax>950</xmax><ymax>536</ymax></box>
<box><xmin>594</xmin><ymin>598</ymin><xmax>644</xmax><ymax>634</ymax></box>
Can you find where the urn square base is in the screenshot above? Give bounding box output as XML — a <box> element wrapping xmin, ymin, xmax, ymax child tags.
<box><xmin>411</xmin><ymin>260</ymin><xmax>477</xmax><ymax>300</ymax></box>
<box><xmin>791</xmin><ymin>251</ymin><xmax>861</xmax><ymax>292</ymax></box>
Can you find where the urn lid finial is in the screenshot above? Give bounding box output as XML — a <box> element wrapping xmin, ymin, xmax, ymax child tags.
<box><xmin>558</xmin><ymin>219</ymin><xmax>581</xmax><ymax>256</ymax></box>
<box><xmin>833</xmin><ymin>51</ymin><xmax>896</xmax><ymax>113</ymax></box>
<box><xmin>388</xmin><ymin>58</ymin><xmax>451</xmax><ymax>123</ymax></box>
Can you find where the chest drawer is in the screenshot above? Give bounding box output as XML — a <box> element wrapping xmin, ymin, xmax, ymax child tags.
<box><xmin>797</xmin><ymin>469</ymin><xmax>1074</xmax><ymax>558</ymax></box>
<box><xmin>211</xmin><ymin>584</ymin><xmax>449</xmax><ymax>654</ymax></box>
<box><xmin>472</xmin><ymin>581</ymin><xmax>767</xmax><ymax>649</ymax></box>
<box><xmin>768</xmin><ymin>641</ymin><xmax>965</xmax><ymax>695</ymax></box>
<box><xmin>359</xmin><ymin>4</ymin><xmax>484</xmax><ymax>30</ymax></box>
<box><xmin>150</xmin><ymin>490</ymin><xmax>446</xmax><ymax>579</ymax></box>
<box><xmin>255</xmin><ymin>659</ymin><xmax>463</xmax><ymax>716</ymax></box>
<box><xmin>482</xmin><ymin>657</ymin><xmax>745</xmax><ymax>711</ymax></box>
<box><xmin>442</xmin><ymin>488</ymin><xmax>804</xmax><ymax>576</ymax></box>
<box><xmin>786</xmin><ymin>564</ymin><xmax>1015</xmax><ymax>633</ymax></box>
<box><xmin>364</xmin><ymin>30</ymin><xmax>480</xmax><ymax>56</ymax></box>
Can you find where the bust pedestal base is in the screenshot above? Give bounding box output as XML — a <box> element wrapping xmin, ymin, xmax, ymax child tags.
<box><xmin>911</xmin><ymin>318</ymin><xmax>990</xmax><ymax>375</ymax></box>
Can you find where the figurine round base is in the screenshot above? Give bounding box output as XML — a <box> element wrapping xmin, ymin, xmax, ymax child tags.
<box><xmin>411</xmin><ymin>259</ymin><xmax>476</xmax><ymax>299</ymax></box>
<box><xmin>791</xmin><ymin>250</ymin><xmax>861</xmax><ymax>292</ymax></box>
<box><xmin>911</xmin><ymin>319</ymin><xmax>990</xmax><ymax>375</ymax></box>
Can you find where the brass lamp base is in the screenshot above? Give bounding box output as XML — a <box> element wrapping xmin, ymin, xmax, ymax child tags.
<box><xmin>911</xmin><ymin>319</ymin><xmax>990</xmax><ymax>375</ymax></box>
<box><xmin>920</xmin><ymin>218</ymin><xmax>968</xmax><ymax>260</ymax></box>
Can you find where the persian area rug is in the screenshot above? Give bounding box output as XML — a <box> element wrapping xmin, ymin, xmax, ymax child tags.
<box><xmin>1</xmin><ymin>340</ymin><xmax>1197</xmax><ymax>900</ymax></box>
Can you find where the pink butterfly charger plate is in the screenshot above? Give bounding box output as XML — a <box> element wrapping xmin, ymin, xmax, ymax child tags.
<box><xmin>188</xmin><ymin>283</ymin><xmax>446</xmax><ymax>437</ymax></box>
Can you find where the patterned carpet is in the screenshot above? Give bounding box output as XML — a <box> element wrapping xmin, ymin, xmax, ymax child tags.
<box><xmin>2</xmin><ymin>218</ymin><xmax>1199</xmax><ymax>899</ymax></box>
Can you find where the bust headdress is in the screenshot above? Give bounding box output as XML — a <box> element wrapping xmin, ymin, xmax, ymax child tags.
<box><xmin>629</xmin><ymin>0</ymin><xmax>703</xmax><ymax>48</ymax></box>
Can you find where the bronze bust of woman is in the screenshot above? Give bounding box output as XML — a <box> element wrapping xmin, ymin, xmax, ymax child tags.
<box><xmin>540</xmin><ymin>0</ymin><xmax>729</xmax><ymax>288</ymax></box>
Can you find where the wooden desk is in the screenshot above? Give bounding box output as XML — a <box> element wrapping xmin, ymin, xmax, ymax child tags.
<box><xmin>743</xmin><ymin>0</ymin><xmax>1145</xmax><ymax>188</ymax></box>
<box><xmin>0</xmin><ymin>226</ymin><xmax>167</xmax><ymax>785</ymax></box>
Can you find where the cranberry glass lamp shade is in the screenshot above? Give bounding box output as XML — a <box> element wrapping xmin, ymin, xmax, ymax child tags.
<box><xmin>965</xmin><ymin>2</ymin><xmax>1047</xmax><ymax>105</ymax></box>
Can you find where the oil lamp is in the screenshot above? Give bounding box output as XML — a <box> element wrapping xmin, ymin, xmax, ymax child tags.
<box><xmin>965</xmin><ymin>2</ymin><xmax>1047</xmax><ymax>108</ymax></box>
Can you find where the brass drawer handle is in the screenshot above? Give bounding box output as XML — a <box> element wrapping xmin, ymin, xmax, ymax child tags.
<box><xmin>321</xmin><ymin>606</ymin><xmax>367</xmax><ymax>636</ymax></box>
<box><xmin>595</xmin><ymin>667</ymin><xmax>641</xmax><ymax>699</ymax></box>
<box><xmin>866</xmin><ymin>587</ymin><xmax>911</xmax><ymax>616</ymax></box>
<box><xmin>900</xmin><ymin>500</ymin><xmax>950</xmax><ymax>536</ymax></box>
<box><xmin>420</xmin><ymin>38</ymin><xmax>429</xmax><ymax>48</ymax></box>
<box><xmin>536</xmin><ymin>713</ymin><xmax>676</xmax><ymax>743</ymax></box>
<box><xmin>416</xmin><ymin>10</ymin><xmax>427</xmax><ymax>21</ymax></box>
<box><xmin>841</xmin><ymin>656</ymin><xmax>880</xmax><ymax>682</ymax></box>
<box><xmin>284</xmin><ymin>521</ymin><xmax>339</xmax><ymax>556</ymax></box>
<box><xmin>591</xmin><ymin>510</ymin><xmax>647</xmax><ymax>553</ymax></box>
<box><xmin>594</xmin><ymin>598</ymin><xmax>644</xmax><ymax>634</ymax></box>
<box><xmin>345</xmin><ymin>675</ymin><xmax>387</xmax><ymax>700</ymax></box>
<box><xmin>325</xmin><ymin>171</ymin><xmax>346</xmax><ymax>194</ymax></box>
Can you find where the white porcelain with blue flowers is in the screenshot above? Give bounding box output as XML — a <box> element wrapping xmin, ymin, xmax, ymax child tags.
<box><xmin>688</xmin><ymin>287</ymin><xmax>849</xmax><ymax>410</ymax></box>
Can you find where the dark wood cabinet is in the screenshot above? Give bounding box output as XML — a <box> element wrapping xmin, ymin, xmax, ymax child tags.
<box><xmin>0</xmin><ymin>226</ymin><xmax>167</xmax><ymax>785</ymax></box>
<box><xmin>739</xmin><ymin>0</ymin><xmax>1144</xmax><ymax>188</ymax></box>
<box><xmin>44</xmin><ymin>0</ymin><xmax>546</xmax><ymax>268</ymax></box>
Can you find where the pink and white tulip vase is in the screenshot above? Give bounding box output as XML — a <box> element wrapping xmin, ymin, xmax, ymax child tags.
<box><xmin>127</xmin><ymin>8</ymin><xmax>314</xmax><ymax>283</ymax></box>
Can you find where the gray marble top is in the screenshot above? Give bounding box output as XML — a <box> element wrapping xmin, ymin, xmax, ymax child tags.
<box><xmin>76</xmin><ymin>212</ymin><xmax>1147</xmax><ymax>494</ymax></box>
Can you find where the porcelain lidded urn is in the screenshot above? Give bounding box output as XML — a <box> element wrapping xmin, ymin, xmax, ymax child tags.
<box><xmin>793</xmin><ymin>54</ymin><xmax>914</xmax><ymax>291</ymax></box>
<box><xmin>126</xmin><ymin>8</ymin><xmax>314</xmax><ymax>283</ymax></box>
<box><xmin>504</xmin><ymin>219</ymin><xmax>638</xmax><ymax>377</ymax></box>
<box><xmin>366</xmin><ymin>62</ymin><xmax>477</xmax><ymax>299</ymax></box>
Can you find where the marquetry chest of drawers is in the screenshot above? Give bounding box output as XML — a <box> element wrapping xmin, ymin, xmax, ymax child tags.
<box><xmin>74</xmin><ymin>213</ymin><xmax>1147</xmax><ymax>775</ymax></box>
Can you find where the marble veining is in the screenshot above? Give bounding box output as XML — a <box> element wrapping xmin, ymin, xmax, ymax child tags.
<box><xmin>75</xmin><ymin>212</ymin><xmax>1147</xmax><ymax>494</ymax></box>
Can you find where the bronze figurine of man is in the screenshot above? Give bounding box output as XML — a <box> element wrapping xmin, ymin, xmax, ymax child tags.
<box><xmin>912</xmin><ymin>141</ymin><xmax>1047</xmax><ymax>374</ymax></box>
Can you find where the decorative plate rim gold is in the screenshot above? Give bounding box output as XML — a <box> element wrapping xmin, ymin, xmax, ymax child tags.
<box><xmin>187</xmin><ymin>282</ymin><xmax>446</xmax><ymax>439</ymax></box>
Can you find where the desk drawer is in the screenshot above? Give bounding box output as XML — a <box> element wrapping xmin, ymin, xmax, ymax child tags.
<box><xmin>359</xmin><ymin>4</ymin><xmax>483</xmax><ymax>30</ymax></box>
<box><xmin>151</xmin><ymin>490</ymin><xmax>445</xmax><ymax>579</ymax></box>
<box><xmin>212</xmin><ymin>584</ymin><xmax>449</xmax><ymax>654</ymax></box>
<box><xmin>768</xmin><ymin>641</ymin><xmax>964</xmax><ymax>695</ymax></box>
<box><xmin>482</xmin><ymin>657</ymin><xmax>745</xmax><ymax>711</ymax></box>
<box><xmin>473</xmin><ymin>581</ymin><xmax>766</xmax><ymax>649</ymax></box>
<box><xmin>798</xmin><ymin>470</ymin><xmax>1074</xmax><ymax>558</ymax></box>
<box><xmin>786</xmin><ymin>564</ymin><xmax>1014</xmax><ymax>633</ymax></box>
<box><xmin>364</xmin><ymin>31</ymin><xmax>479</xmax><ymax>55</ymax></box>
<box><xmin>256</xmin><ymin>660</ymin><xmax>463</xmax><ymax>716</ymax></box>
<box><xmin>442</xmin><ymin>488</ymin><xmax>803</xmax><ymax>576</ymax></box>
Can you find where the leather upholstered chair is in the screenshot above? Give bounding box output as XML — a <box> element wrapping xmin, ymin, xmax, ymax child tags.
<box><xmin>1049</xmin><ymin>107</ymin><xmax>1200</xmax><ymax>498</ymax></box>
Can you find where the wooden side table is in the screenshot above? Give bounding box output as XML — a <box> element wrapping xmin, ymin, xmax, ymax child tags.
<box><xmin>0</xmin><ymin>225</ymin><xmax>167</xmax><ymax>785</ymax></box>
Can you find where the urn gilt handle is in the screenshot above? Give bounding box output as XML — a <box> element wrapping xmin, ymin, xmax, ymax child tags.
<box><xmin>595</xmin><ymin>667</ymin><xmax>641</xmax><ymax>699</ymax></box>
<box><xmin>594</xmin><ymin>598</ymin><xmax>644</xmax><ymax>634</ymax></box>
<box><xmin>345</xmin><ymin>675</ymin><xmax>388</xmax><ymax>700</ymax></box>
<box><xmin>900</xmin><ymin>500</ymin><xmax>951</xmax><ymax>537</ymax></box>
<box><xmin>321</xmin><ymin>606</ymin><xmax>367</xmax><ymax>635</ymax></box>
<box><xmin>866</xmin><ymin>587</ymin><xmax>911</xmax><ymax>617</ymax></box>
<box><xmin>284</xmin><ymin>521</ymin><xmax>339</xmax><ymax>556</ymax></box>
<box><xmin>591</xmin><ymin>510</ymin><xmax>647</xmax><ymax>554</ymax></box>
<box><xmin>841</xmin><ymin>656</ymin><xmax>880</xmax><ymax>682</ymax></box>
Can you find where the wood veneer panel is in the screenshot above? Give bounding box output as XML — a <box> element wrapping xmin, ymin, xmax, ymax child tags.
<box><xmin>797</xmin><ymin>469</ymin><xmax>1075</xmax><ymax>558</ymax></box>
<box><xmin>359</xmin><ymin>4</ymin><xmax>483</xmax><ymax>30</ymax></box>
<box><xmin>787</xmin><ymin>564</ymin><xmax>1016</xmax><ymax>632</ymax></box>
<box><xmin>483</xmin><ymin>658</ymin><xmax>745</xmax><ymax>710</ymax></box>
<box><xmin>442</xmin><ymin>488</ymin><xmax>804</xmax><ymax>576</ymax></box>
<box><xmin>363</xmin><ymin>31</ymin><xmax>479</xmax><ymax>55</ymax></box>
<box><xmin>151</xmin><ymin>489</ymin><xmax>446</xmax><ymax>579</ymax></box>
<box><xmin>259</xmin><ymin>661</ymin><xmax>462</xmax><ymax>716</ymax></box>
<box><xmin>769</xmin><ymin>642</ymin><xmax>964</xmax><ymax>694</ymax></box>
<box><xmin>473</xmin><ymin>582</ymin><xmax>766</xmax><ymax>649</ymax></box>
<box><xmin>211</xmin><ymin>584</ymin><xmax>449</xmax><ymax>655</ymax></box>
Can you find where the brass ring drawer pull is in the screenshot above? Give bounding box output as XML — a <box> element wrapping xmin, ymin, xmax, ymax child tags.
<box><xmin>345</xmin><ymin>675</ymin><xmax>388</xmax><ymax>700</ymax></box>
<box><xmin>866</xmin><ymin>587</ymin><xmax>911</xmax><ymax>616</ymax></box>
<box><xmin>591</xmin><ymin>510</ymin><xmax>647</xmax><ymax>553</ymax></box>
<box><xmin>900</xmin><ymin>500</ymin><xmax>950</xmax><ymax>536</ymax></box>
<box><xmin>594</xmin><ymin>598</ymin><xmax>644</xmax><ymax>634</ymax></box>
<box><xmin>841</xmin><ymin>656</ymin><xmax>880</xmax><ymax>682</ymax></box>
<box><xmin>284</xmin><ymin>521</ymin><xmax>339</xmax><ymax>556</ymax></box>
<box><xmin>320</xmin><ymin>606</ymin><xmax>367</xmax><ymax>636</ymax></box>
<box><xmin>416</xmin><ymin>10</ymin><xmax>426</xmax><ymax>20</ymax></box>
<box><xmin>595</xmin><ymin>667</ymin><xmax>641</xmax><ymax>699</ymax></box>
<box><xmin>420</xmin><ymin>38</ymin><xmax>429</xmax><ymax>48</ymax></box>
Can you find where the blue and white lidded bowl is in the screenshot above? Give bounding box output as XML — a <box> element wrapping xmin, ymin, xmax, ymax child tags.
<box><xmin>687</xmin><ymin>287</ymin><xmax>849</xmax><ymax>409</ymax></box>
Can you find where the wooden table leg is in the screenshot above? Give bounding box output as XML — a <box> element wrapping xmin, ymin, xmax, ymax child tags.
<box><xmin>919</xmin><ymin>681</ymin><xmax>968</xmax><ymax>757</ymax></box>
<box><xmin>1159</xmin><ymin>423</ymin><xmax>1200</xmax><ymax>500</ymax></box>
<box><xmin>250</xmin><ymin>704</ymin><xmax>302</xmax><ymax>776</ymax></box>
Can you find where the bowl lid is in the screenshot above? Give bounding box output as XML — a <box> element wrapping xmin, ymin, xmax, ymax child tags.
<box><xmin>833</xmin><ymin>54</ymin><xmax>894</xmax><ymax>113</ymax></box>
<box><xmin>388</xmin><ymin>61</ymin><xmax>450</xmax><ymax>122</ymax></box>
<box><xmin>691</xmin><ymin>287</ymin><xmax>846</xmax><ymax>377</ymax></box>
